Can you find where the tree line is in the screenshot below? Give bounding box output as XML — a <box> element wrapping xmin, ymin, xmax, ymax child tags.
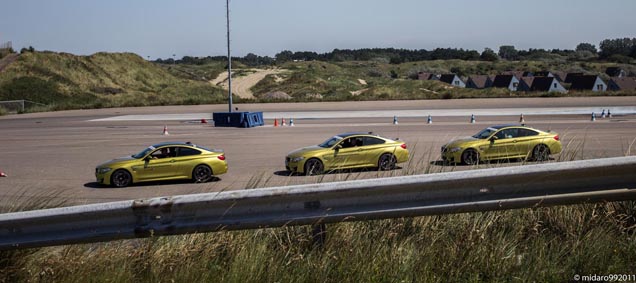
<box><xmin>154</xmin><ymin>37</ymin><xmax>636</xmax><ymax>66</ymax></box>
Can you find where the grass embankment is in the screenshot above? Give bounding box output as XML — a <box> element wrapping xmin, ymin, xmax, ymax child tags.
<box><xmin>0</xmin><ymin>52</ymin><xmax>228</xmax><ymax>112</ymax></box>
<box><xmin>2</xmin><ymin>143</ymin><xmax>636</xmax><ymax>282</ymax></box>
<box><xmin>2</xmin><ymin>52</ymin><xmax>634</xmax><ymax>114</ymax></box>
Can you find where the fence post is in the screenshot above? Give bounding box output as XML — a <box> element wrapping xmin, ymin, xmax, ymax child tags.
<box><xmin>311</xmin><ymin>223</ymin><xmax>327</xmax><ymax>249</ymax></box>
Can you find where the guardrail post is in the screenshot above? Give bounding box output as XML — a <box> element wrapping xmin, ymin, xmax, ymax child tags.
<box><xmin>311</xmin><ymin>223</ymin><xmax>327</xmax><ymax>249</ymax></box>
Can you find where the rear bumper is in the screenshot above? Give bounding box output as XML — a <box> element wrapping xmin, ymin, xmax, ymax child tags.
<box><xmin>211</xmin><ymin>161</ymin><xmax>228</xmax><ymax>175</ymax></box>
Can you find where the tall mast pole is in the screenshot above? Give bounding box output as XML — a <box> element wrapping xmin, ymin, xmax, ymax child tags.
<box><xmin>226</xmin><ymin>0</ymin><xmax>233</xmax><ymax>112</ymax></box>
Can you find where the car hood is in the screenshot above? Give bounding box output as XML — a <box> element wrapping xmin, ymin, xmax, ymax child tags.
<box><xmin>287</xmin><ymin>145</ymin><xmax>324</xmax><ymax>157</ymax></box>
<box><xmin>444</xmin><ymin>136</ymin><xmax>480</xmax><ymax>147</ymax></box>
<box><xmin>97</xmin><ymin>156</ymin><xmax>137</xmax><ymax>168</ymax></box>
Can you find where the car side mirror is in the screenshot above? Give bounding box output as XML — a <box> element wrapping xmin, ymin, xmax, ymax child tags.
<box><xmin>334</xmin><ymin>144</ymin><xmax>342</xmax><ymax>150</ymax></box>
<box><xmin>489</xmin><ymin>136</ymin><xmax>498</xmax><ymax>142</ymax></box>
<box><xmin>144</xmin><ymin>156</ymin><xmax>151</xmax><ymax>161</ymax></box>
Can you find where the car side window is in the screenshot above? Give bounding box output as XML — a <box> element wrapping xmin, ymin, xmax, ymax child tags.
<box><xmin>150</xmin><ymin>147</ymin><xmax>174</xmax><ymax>159</ymax></box>
<box><xmin>500</xmin><ymin>128</ymin><xmax>519</xmax><ymax>139</ymax></box>
<box><xmin>341</xmin><ymin>137</ymin><xmax>363</xmax><ymax>148</ymax></box>
<box><xmin>363</xmin><ymin>137</ymin><xmax>385</xmax><ymax>145</ymax></box>
<box><xmin>494</xmin><ymin>130</ymin><xmax>506</xmax><ymax>139</ymax></box>
<box><xmin>518</xmin><ymin>129</ymin><xmax>538</xmax><ymax>137</ymax></box>
<box><xmin>177</xmin><ymin>147</ymin><xmax>201</xmax><ymax>157</ymax></box>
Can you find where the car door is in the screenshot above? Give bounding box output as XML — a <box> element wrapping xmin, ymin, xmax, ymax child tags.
<box><xmin>332</xmin><ymin>137</ymin><xmax>365</xmax><ymax>168</ymax></box>
<box><xmin>482</xmin><ymin>128</ymin><xmax>519</xmax><ymax>159</ymax></box>
<box><xmin>138</xmin><ymin>147</ymin><xmax>177</xmax><ymax>180</ymax></box>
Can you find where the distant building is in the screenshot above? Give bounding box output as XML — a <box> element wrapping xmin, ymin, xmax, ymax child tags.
<box><xmin>605</xmin><ymin>67</ymin><xmax>626</xmax><ymax>78</ymax></box>
<box><xmin>534</xmin><ymin>71</ymin><xmax>555</xmax><ymax>78</ymax></box>
<box><xmin>417</xmin><ymin>72</ymin><xmax>436</xmax><ymax>80</ymax></box>
<box><xmin>439</xmin><ymin>74</ymin><xmax>465</xmax><ymax>88</ymax></box>
<box><xmin>564</xmin><ymin>72</ymin><xmax>585</xmax><ymax>84</ymax></box>
<box><xmin>466</xmin><ymin>75</ymin><xmax>493</xmax><ymax>89</ymax></box>
<box><xmin>553</xmin><ymin>71</ymin><xmax>567</xmax><ymax>82</ymax></box>
<box><xmin>518</xmin><ymin>77</ymin><xmax>535</xmax><ymax>91</ymax></box>
<box><xmin>502</xmin><ymin>71</ymin><xmax>526</xmax><ymax>79</ymax></box>
<box><xmin>530</xmin><ymin>77</ymin><xmax>567</xmax><ymax>93</ymax></box>
<box><xmin>492</xmin><ymin>75</ymin><xmax>520</xmax><ymax>91</ymax></box>
<box><xmin>570</xmin><ymin>75</ymin><xmax>607</xmax><ymax>92</ymax></box>
<box><xmin>608</xmin><ymin>77</ymin><xmax>636</xmax><ymax>91</ymax></box>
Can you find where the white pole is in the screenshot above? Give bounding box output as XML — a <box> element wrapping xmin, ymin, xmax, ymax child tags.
<box><xmin>226</xmin><ymin>0</ymin><xmax>233</xmax><ymax>113</ymax></box>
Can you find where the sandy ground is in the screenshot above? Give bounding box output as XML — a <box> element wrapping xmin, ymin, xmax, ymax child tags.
<box><xmin>210</xmin><ymin>68</ymin><xmax>286</xmax><ymax>99</ymax></box>
<box><xmin>1</xmin><ymin>97</ymin><xmax>635</xmax><ymax>209</ymax></box>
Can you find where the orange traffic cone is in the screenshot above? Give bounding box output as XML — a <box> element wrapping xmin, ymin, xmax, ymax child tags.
<box><xmin>0</xmin><ymin>170</ymin><xmax>6</xmax><ymax>177</ymax></box>
<box><xmin>282</xmin><ymin>118</ymin><xmax>287</xmax><ymax>126</ymax></box>
<box><xmin>201</xmin><ymin>118</ymin><xmax>208</xmax><ymax>124</ymax></box>
<box><xmin>274</xmin><ymin>118</ymin><xmax>279</xmax><ymax>127</ymax></box>
<box><xmin>162</xmin><ymin>125</ymin><xmax>170</xmax><ymax>135</ymax></box>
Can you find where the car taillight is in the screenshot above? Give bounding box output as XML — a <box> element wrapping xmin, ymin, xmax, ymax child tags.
<box><xmin>218</xmin><ymin>154</ymin><xmax>226</xmax><ymax>160</ymax></box>
<box><xmin>400</xmin><ymin>143</ymin><xmax>407</xmax><ymax>149</ymax></box>
<box><xmin>553</xmin><ymin>135</ymin><xmax>559</xmax><ymax>141</ymax></box>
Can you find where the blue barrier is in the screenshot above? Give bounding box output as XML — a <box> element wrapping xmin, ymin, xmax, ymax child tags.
<box><xmin>212</xmin><ymin>112</ymin><xmax>264</xmax><ymax>128</ymax></box>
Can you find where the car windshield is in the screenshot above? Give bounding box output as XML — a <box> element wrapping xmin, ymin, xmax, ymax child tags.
<box><xmin>472</xmin><ymin>128</ymin><xmax>497</xmax><ymax>139</ymax></box>
<box><xmin>318</xmin><ymin>136</ymin><xmax>343</xmax><ymax>148</ymax></box>
<box><xmin>132</xmin><ymin>146</ymin><xmax>155</xmax><ymax>159</ymax></box>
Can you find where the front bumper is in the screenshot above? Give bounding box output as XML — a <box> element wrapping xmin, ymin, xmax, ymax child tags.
<box><xmin>285</xmin><ymin>157</ymin><xmax>304</xmax><ymax>173</ymax></box>
<box><xmin>95</xmin><ymin>170</ymin><xmax>113</xmax><ymax>185</ymax></box>
<box><xmin>441</xmin><ymin>146</ymin><xmax>462</xmax><ymax>163</ymax></box>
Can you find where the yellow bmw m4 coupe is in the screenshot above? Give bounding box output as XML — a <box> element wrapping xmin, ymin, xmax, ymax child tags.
<box><xmin>95</xmin><ymin>142</ymin><xmax>227</xmax><ymax>187</ymax></box>
<box><xmin>441</xmin><ymin>124</ymin><xmax>562</xmax><ymax>165</ymax></box>
<box><xmin>285</xmin><ymin>132</ymin><xmax>409</xmax><ymax>175</ymax></box>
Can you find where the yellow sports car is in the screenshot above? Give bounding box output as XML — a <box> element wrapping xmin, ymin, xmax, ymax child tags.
<box><xmin>285</xmin><ymin>132</ymin><xmax>409</xmax><ymax>175</ymax></box>
<box><xmin>95</xmin><ymin>142</ymin><xmax>227</xmax><ymax>187</ymax></box>
<box><xmin>441</xmin><ymin>124</ymin><xmax>562</xmax><ymax>165</ymax></box>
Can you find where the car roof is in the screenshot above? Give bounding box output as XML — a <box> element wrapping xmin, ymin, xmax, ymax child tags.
<box><xmin>491</xmin><ymin>124</ymin><xmax>525</xmax><ymax>130</ymax></box>
<box><xmin>336</xmin><ymin>132</ymin><xmax>377</xmax><ymax>138</ymax></box>
<box><xmin>152</xmin><ymin>141</ymin><xmax>195</xmax><ymax>147</ymax></box>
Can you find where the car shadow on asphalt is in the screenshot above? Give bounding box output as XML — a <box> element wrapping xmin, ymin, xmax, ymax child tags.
<box><xmin>274</xmin><ymin>167</ymin><xmax>403</xmax><ymax>177</ymax></box>
<box><xmin>84</xmin><ymin>177</ymin><xmax>221</xmax><ymax>189</ymax></box>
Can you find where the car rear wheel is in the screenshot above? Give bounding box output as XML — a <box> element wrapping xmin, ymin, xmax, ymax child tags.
<box><xmin>304</xmin><ymin>158</ymin><xmax>324</xmax><ymax>176</ymax></box>
<box><xmin>461</xmin><ymin>149</ymin><xmax>479</xmax><ymax>165</ymax></box>
<box><xmin>378</xmin><ymin>153</ymin><xmax>397</xmax><ymax>171</ymax></box>
<box><xmin>111</xmin><ymin>169</ymin><xmax>132</xmax><ymax>188</ymax></box>
<box><xmin>193</xmin><ymin>165</ymin><xmax>213</xmax><ymax>183</ymax></box>
<box><xmin>531</xmin><ymin>144</ymin><xmax>550</xmax><ymax>162</ymax></box>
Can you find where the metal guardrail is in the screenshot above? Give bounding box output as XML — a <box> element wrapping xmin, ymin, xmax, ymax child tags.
<box><xmin>1</xmin><ymin>156</ymin><xmax>636</xmax><ymax>250</ymax></box>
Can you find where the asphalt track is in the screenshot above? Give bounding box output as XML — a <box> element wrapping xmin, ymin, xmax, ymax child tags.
<box><xmin>1</xmin><ymin>97</ymin><xmax>635</xmax><ymax>209</ymax></box>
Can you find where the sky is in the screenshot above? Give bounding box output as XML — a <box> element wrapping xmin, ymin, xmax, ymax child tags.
<box><xmin>1</xmin><ymin>0</ymin><xmax>635</xmax><ymax>60</ymax></box>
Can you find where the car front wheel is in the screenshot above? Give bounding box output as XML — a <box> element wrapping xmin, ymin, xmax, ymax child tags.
<box><xmin>193</xmin><ymin>165</ymin><xmax>213</xmax><ymax>183</ymax></box>
<box><xmin>111</xmin><ymin>169</ymin><xmax>132</xmax><ymax>188</ymax></box>
<box><xmin>304</xmin><ymin>158</ymin><xmax>324</xmax><ymax>176</ymax></box>
<box><xmin>461</xmin><ymin>149</ymin><xmax>480</xmax><ymax>165</ymax></box>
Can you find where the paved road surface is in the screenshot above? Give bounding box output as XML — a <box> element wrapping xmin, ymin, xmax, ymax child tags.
<box><xmin>1</xmin><ymin>97</ymin><xmax>635</xmax><ymax>209</ymax></box>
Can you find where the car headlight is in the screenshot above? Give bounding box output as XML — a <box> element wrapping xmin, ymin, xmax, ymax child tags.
<box><xmin>450</xmin><ymin>147</ymin><xmax>462</xmax><ymax>153</ymax></box>
<box><xmin>97</xmin><ymin>167</ymin><xmax>112</xmax><ymax>174</ymax></box>
<box><xmin>291</xmin><ymin>156</ymin><xmax>305</xmax><ymax>162</ymax></box>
